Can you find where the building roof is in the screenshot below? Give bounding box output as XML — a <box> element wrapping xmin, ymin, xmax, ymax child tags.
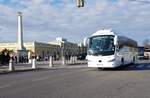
<box><xmin>49</xmin><ymin>37</ymin><xmax>78</xmax><ymax>46</ymax></box>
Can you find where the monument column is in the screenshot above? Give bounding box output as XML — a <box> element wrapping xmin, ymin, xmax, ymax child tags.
<box><xmin>16</xmin><ymin>12</ymin><xmax>27</xmax><ymax>63</ymax></box>
<box><xmin>17</xmin><ymin>12</ymin><xmax>24</xmax><ymax>50</ymax></box>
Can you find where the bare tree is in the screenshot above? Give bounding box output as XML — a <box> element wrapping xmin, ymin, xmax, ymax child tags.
<box><xmin>143</xmin><ymin>39</ymin><xmax>150</xmax><ymax>48</ymax></box>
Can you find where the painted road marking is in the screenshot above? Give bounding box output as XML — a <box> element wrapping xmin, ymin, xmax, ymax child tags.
<box><xmin>60</xmin><ymin>68</ymin><xmax>89</xmax><ymax>76</ymax></box>
<box><xmin>0</xmin><ymin>84</ymin><xmax>11</xmax><ymax>89</ymax></box>
<box><xmin>32</xmin><ymin>77</ymin><xmax>49</xmax><ymax>82</ymax></box>
<box><xmin>32</xmin><ymin>68</ymin><xmax>89</xmax><ymax>82</ymax></box>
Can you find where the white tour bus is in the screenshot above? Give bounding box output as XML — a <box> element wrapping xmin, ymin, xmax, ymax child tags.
<box><xmin>84</xmin><ymin>29</ymin><xmax>138</xmax><ymax>68</ymax></box>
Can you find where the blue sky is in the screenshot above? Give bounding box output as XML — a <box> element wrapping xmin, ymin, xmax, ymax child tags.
<box><xmin>0</xmin><ymin>0</ymin><xmax>150</xmax><ymax>45</ymax></box>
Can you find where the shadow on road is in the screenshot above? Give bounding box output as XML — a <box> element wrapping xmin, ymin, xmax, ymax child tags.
<box><xmin>93</xmin><ymin>63</ymin><xmax>150</xmax><ymax>71</ymax></box>
<box><xmin>122</xmin><ymin>63</ymin><xmax>150</xmax><ymax>71</ymax></box>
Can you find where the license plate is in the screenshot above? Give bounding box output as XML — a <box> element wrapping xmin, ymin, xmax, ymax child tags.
<box><xmin>97</xmin><ymin>64</ymin><xmax>103</xmax><ymax>66</ymax></box>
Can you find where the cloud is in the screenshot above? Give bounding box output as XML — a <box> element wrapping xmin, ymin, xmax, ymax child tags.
<box><xmin>0</xmin><ymin>0</ymin><xmax>150</xmax><ymax>45</ymax></box>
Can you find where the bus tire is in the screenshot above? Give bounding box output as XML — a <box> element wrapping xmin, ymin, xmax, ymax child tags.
<box><xmin>121</xmin><ymin>58</ymin><xmax>124</xmax><ymax>66</ymax></box>
<box><xmin>133</xmin><ymin>57</ymin><xmax>135</xmax><ymax>64</ymax></box>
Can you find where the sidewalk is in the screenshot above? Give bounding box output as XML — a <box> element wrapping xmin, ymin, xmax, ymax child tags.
<box><xmin>0</xmin><ymin>60</ymin><xmax>87</xmax><ymax>74</ymax></box>
<box><xmin>0</xmin><ymin>64</ymin><xmax>35</xmax><ymax>74</ymax></box>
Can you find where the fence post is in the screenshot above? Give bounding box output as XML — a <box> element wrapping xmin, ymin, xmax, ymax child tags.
<box><xmin>49</xmin><ymin>56</ymin><xmax>54</xmax><ymax>67</ymax></box>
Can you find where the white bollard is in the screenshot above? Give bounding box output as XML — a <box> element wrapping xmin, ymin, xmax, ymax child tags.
<box><xmin>70</xmin><ymin>56</ymin><xmax>73</xmax><ymax>64</ymax></box>
<box><xmin>73</xmin><ymin>56</ymin><xmax>75</xmax><ymax>64</ymax></box>
<box><xmin>74</xmin><ymin>56</ymin><xmax>76</xmax><ymax>63</ymax></box>
<box><xmin>32</xmin><ymin>58</ymin><xmax>36</xmax><ymax>69</ymax></box>
<box><xmin>28</xmin><ymin>59</ymin><xmax>32</xmax><ymax>64</ymax></box>
<box><xmin>75</xmin><ymin>56</ymin><xmax>77</xmax><ymax>63</ymax></box>
<box><xmin>9</xmin><ymin>59</ymin><xmax>14</xmax><ymax>71</ymax></box>
<box><xmin>49</xmin><ymin>56</ymin><xmax>54</xmax><ymax>67</ymax></box>
<box><xmin>62</xmin><ymin>56</ymin><xmax>65</xmax><ymax>65</ymax></box>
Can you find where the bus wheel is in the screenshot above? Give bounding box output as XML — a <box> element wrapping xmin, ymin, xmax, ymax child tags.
<box><xmin>121</xmin><ymin>58</ymin><xmax>124</xmax><ymax>66</ymax></box>
<box><xmin>133</xmin><ymin>57</ymin><xmax>135</xmax><ymax>64</ymax></box>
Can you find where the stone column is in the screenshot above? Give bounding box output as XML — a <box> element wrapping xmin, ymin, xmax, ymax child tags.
<box><xmin>17</xmin><ymin>12</ymin><xmax>24</xmax><ymax>50</ymax></box>
<box><xmin>16</xmin><ymin>12</ymin><xmax>28</xmax><ymax>63</ymax></box>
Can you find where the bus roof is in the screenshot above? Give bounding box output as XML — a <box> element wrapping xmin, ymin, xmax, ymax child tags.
<box><xmin>92</xmin><ymin>29</ymin><xmax>115</xmax><ymax>37</ymax></box>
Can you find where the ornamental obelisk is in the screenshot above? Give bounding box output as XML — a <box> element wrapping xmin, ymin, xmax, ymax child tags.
<box><xmin>17</xmin><ymin>12</ymin><xmax>25</xmax><ymax>50</ymax></box>
<box><xmin>16</xmin><ymin>12</ymin><xmax>27</xmax><ymax>63</ymax></box>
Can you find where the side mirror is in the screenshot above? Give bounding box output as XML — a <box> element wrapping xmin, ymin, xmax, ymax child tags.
<box><xmin>83</xmin><ymin>37</ymin><xmax>89</xmax><ymax>47</ymax></box>
<box><xmin>114</xmin><ymin>36</ymin><xmax>117</xmax><ymax>45</ymax></box>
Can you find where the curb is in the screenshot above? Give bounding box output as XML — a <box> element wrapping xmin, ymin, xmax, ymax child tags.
<box><xmin>0</xmin><ymin>63</ymin><xmax>87</xmax><ymax>75</ymax></box>
<box><xmin>0</xmin><ymin>68</ymin><xmax>43</xmax><ymax>75</ymax></box>
<box><xmin>0</xmin><ymin>67</ymin><xmax>67</xmax><ymax>75</ymax></box>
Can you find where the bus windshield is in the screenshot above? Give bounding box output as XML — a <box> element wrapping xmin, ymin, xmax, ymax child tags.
<box><xmin>88</xmin><ymin>35</ymin><xmax>115</xmax><ymax>56</ymax></box>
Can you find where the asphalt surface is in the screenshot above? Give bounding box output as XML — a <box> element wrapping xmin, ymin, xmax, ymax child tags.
<box><xmin>0</xmin><ymin>63</ymin><xmax>150</xmax><ymax>98</ymax></box>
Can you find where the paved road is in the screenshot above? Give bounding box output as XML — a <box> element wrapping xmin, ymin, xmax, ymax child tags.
<box><xmin>0</xmin><ymin>63</ymin><xmax>150</xmax><ymax>98</ymax></box>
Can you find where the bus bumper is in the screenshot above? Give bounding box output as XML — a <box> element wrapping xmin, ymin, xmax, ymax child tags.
<box><xmin>88</xmin><ymin>61</ymin><xmax>119</xmax><ymax>68</ymax></box>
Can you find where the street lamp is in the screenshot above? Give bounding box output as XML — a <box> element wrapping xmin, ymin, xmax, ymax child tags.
<box><xmin>77</xmin><ymin>0</ymin><xmax>84</xmax><ymax>7</ymax></box>
<box><xmin>61</xmin><ymin>43</ymin><xmax>64</xmax><ymax>59</ymax></box>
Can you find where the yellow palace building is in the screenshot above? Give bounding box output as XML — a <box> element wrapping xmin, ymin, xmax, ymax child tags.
<box><xmin>0</xmin><ymin>37</ymin><xmax>86</xmax><ymax>61</ymax></box>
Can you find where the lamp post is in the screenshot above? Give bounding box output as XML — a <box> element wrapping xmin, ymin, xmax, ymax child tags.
<box><xmin>76</xmin><ymin>0</ymin><xmax>84</xmax><ymax>7</ymax></box>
